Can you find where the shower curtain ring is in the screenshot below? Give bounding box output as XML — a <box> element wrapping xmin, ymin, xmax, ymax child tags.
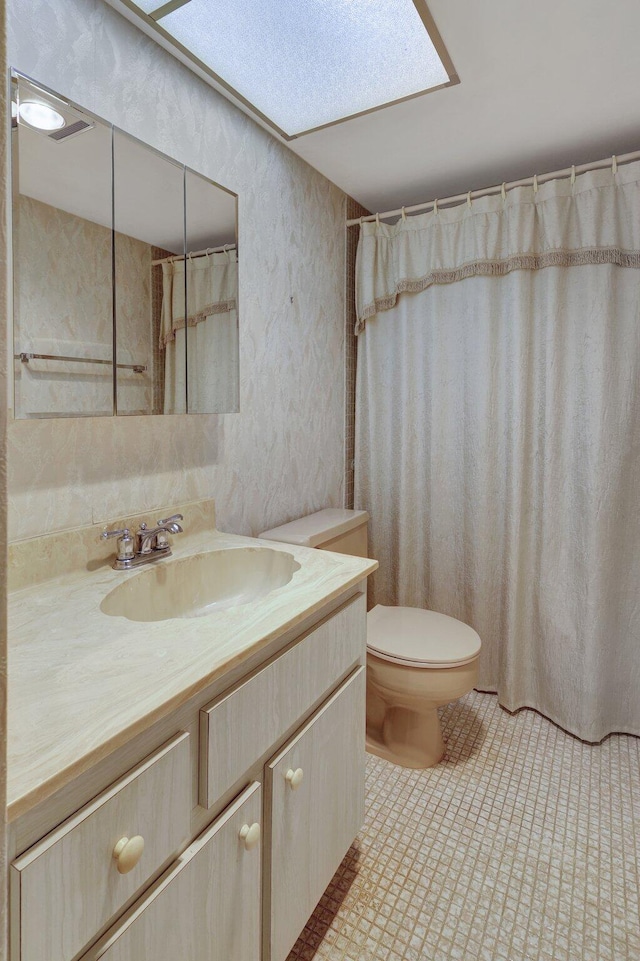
<box><xmin>401</xmin><ymin>206</ymin><xmax>407</xmax><ymax>222</ymax></box>
<box><xmin>501</xmin><ymin>182</ymin><xmax>507</xmax><ymax>201</ymax></box>
<box><xmin>533</xmin><ymin>174</ymin><xmax>539</xmax><ymax>194</ymax></box>
<box><xmin>570</xmin><ymin>165</ymin><xmax>576</xmax><ymax>187</ymax></box>
<box><xmin>612</xmin><ymin>155</ymin><xmax>618</xmax><ymax>176</ymax></box>
<box><xmin>467</xmin><ymin>190</ymin><xmax>472</xmax><ymax>208</ymax></box>
<box><xmin>433</xmin><ymin>198</ymin><xmax>439</xmax><ymax>214</ymax></box>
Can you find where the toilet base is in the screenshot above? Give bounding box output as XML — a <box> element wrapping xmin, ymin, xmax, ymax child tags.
<box><xmin>365</xmin><ymin>646</ymin><xmax>480</xmax><ymax>771</ymax></box>
<box><xmin>366</xmin><ymin>704</ymin><xmax>445</xmax><ymax>769</ymax></box>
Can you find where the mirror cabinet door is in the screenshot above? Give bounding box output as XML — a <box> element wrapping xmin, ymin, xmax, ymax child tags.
<box><xmin>113</xmin><ymin>130</ymin><xmax>186</xmax><ymax>415</ymax></box>
<box><xmin>12</xmin><ymin>75</ymin><xmax>114</xmax><ymax>419</ymax></box>
<box><xmin>185</xmin><ymin>169</ymin><xmax>239</xmax><ymax>414</ymax></box>
<box><xmin>11</xmin><ymin>72</ymin><xmax>240</xmax><ymax>419</ymax></box>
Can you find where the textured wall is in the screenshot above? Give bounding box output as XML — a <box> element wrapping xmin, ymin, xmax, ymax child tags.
<box><xmin>1</xmin><ymin>6</ymin><xmax>8</xmax><ymax>958</ymax></box>
<box><xmin>7</xmin><ymin>0</ymin><xmax>346</xmax><ymax>542</ymax></box>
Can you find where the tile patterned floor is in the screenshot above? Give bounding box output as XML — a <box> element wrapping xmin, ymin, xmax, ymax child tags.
<box><xmin>288</xmin><ymin>691</ymin><xmax>640</xmax><ymax>961</ymax></box>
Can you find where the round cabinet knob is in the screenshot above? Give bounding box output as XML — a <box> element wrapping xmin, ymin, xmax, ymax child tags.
<box><xmin>285</xmin><ymin>768</ymin><xmax>304</xmax><ymax>790</ymax></box>
<box><xmin>113</xmin><ymin>835</ymin><xmax>145</xmax><ymax>874</ymax></box>
<box><xmin>239</xmin><ymin>822</ymin><xmax>261</xmax><ymax>851</ymax></box>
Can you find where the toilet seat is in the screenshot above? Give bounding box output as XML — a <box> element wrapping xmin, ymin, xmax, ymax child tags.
<box><xmin>367</xmin><ymin>605</ymin><xmax>481</xmax><ymax>669</ymax></box>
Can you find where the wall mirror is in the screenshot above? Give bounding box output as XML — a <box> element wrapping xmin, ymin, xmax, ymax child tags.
<box><xmin>11</xmin><ymin>71</ymin><xmax>239</xmax><ymax>418</ymax></box>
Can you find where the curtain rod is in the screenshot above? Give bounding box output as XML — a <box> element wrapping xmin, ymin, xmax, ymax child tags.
<box><xmin>346</xmin><ymin>149</ymin><xmax>640</xmax><ymax>226</ymax></box>
<box><xmin>152</xmin><ymin>242</ymin><xmax>237</xmax><ymax>266</ymax></box>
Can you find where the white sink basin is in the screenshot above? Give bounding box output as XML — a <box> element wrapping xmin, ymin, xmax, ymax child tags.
<box><xmin>100</xmin><ymin>547</ymin><xmax>301</xmax><ymax>622</ymax></box>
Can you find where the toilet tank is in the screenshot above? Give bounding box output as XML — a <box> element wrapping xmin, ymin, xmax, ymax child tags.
<box><xmin>259</xmin><ymin>508</ymin><xmax>369</xmax><ymax>558</ymax></box>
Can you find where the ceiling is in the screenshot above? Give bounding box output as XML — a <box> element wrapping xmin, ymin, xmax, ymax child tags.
<box><xmin>285</xmin><ymin>0</ymin><xmax>640</xmax><ymax>214</ymax></box>
<box><xmin>101</xmin><ymin>0</ymin><xmax>640</xmax><ymax>216</ymax></box>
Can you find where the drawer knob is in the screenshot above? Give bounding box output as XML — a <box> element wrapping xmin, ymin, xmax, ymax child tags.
<box><xmin>239</xmin><ymin>822</ymin><xmax>261</xmax><ymax>851</ymax></box>
<box><xmin>113</xmin><ymin>835</ymin><xmax>145</xmax><ymax>874</ymax></box>
<box><xmin>285</xmin><ymin>767</ymin><xmax>304</xmax><ymax>790</ymax></box>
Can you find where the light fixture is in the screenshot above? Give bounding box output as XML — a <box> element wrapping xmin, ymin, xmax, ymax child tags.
<box><xmin>107</xmin><ymin>0</ymin><xmax>457</xmax><ymax>139</ymax></box>
<box><xmin>18</xmin><ymin>101</ymin><xmax>66</xmax><ymax>132</ymax></box>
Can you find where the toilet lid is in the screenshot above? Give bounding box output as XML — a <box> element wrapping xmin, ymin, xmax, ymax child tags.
<box><xmin>367</xmin><ymin>606</ymin><xmax>481</xmax><ymax>669</ymax></box>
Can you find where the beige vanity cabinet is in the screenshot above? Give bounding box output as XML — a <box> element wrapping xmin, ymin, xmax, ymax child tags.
<box><xmin>10</xmin><ymin>589</ymin><xmax>368</xmax><ymax>961</ymax></box>
<box><xmin>82</xmin><ymin>782</ymin><xmax>262</xmax><ymax>961</ymax></box>
<box><xmin>266</xmin><ymin>668</ymin><xmax>366</xmax><ymax>961</ymax></box>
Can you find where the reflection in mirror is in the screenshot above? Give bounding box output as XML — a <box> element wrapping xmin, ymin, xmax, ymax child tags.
<box><xmin>12</xmin><ymin>75</ymin><xmax>114</xmax><ymax>418</ymax></box>
<box><xmin>11</xmin><ymin>71</ymin><xmax>240</xmax><ymax>418</ymax></box>
<box><xmin>183</xmin><ymin>170</ymin><xmax>238</xmax><ymax>413</ymax></box>
<box><xmin>113</xmin><ymin>131</ymin><xmax>186</xmax><ymax>414</ymax></box>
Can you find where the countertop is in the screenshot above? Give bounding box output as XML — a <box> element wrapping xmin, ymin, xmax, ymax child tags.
<box><xmin>8</xmin><ymin>527</ymin><xmax>377</xmax><ymax>821</ymax></box>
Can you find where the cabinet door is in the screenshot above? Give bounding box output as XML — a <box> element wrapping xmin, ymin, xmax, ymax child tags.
<box><xmin>266</xmin><ymin>668</ymin><xmax>365</xmax><ymax>961</ymax></box>
<box><xmin>12</xmin><ymin>732</ymin><xmax>191</xmax><ymax>961</ymax></box>
<box><xmin>82</xmin><ymin>782</ymin><xmax>262</xmax><ymax>961</ymax></box>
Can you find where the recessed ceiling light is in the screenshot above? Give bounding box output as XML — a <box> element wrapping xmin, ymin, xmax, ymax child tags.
<box><xmin>18</xmin><ymin>101</ymin><xmax>66</xmax><ymax>131</ymax></box>
<box><xmin>110</xmin><ymin>0</ymin><xmax>457</xmax><ymax>139</ymax></box>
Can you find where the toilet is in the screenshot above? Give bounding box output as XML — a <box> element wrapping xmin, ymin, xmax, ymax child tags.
<box><xmin>259</xmin><ymin>508</ymin><xmax>481</xmax><ymax>769</ymax></box>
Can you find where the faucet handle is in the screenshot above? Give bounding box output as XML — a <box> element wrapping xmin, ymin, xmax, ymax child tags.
<box><xmin>101</xmin><ymin>527</ymin><xmax>131</xmax><ymax>540</ymax></box>
<box><xmin>156</xmin><ymin>513</ymin><xmax>184</xmax><ymax>526</ymax></box>
<box><xmin>101</xmin><ymin>527</ymin><xmax>135</xmax><ymax>562</ymax></box>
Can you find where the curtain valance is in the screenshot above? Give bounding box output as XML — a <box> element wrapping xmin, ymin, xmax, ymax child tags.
<box><xmin>160</xmin><ymin>250</ymin><xmax>237</xmax><ymax>347</ymax></box>
<box><xmin>355</xmin><ymin>159</ymin><xmax>640</xmax><ymax>332</ymax></box>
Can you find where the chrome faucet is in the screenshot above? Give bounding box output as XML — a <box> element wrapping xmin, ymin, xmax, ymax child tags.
<box><xmin>102</xmin><ymin>513</ymin><xmax>184</xmax><ymax>570</ymax></box>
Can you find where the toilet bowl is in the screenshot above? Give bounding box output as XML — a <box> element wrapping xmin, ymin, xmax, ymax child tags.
<box><xmin>259</xmin><ymin>508</ymin><xmax>481</xmax><ymax>769</ymax></box>
<box><xmin>366</xmin><ymin>605</ymin><xmax>480</xmax><ymax>767</ymax></box>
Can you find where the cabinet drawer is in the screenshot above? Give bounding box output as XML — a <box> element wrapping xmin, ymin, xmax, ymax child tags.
<box><xmin>200</xmin><ymin>593</ymin><xmax>365</xmax><ymax>808</ymax></box>
<box><xmin>267</xmin><ymin>667</ymin><xmax>366</xmax><ymax>961</ymax></box>
<box><xmin>11</xmin><ymin>732</ymin><xmax>191</xmax><ymax>961</ymax></box>
<box><xmin>81</xmin><ymin>782</ymin><xmax>262</xmax><ymax>961</ymax></box>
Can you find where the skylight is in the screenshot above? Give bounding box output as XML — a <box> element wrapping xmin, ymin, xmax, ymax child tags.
<box><xmin>118</xmin><ymin>0</ymin><xmax>456</xmax><ymax>138</ymax></box>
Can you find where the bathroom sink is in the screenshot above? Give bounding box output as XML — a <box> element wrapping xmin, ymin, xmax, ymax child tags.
<box><xmin>100</xmin><ymin>547</ymin><xmax>301</xmax><ymax>622</ymax></box>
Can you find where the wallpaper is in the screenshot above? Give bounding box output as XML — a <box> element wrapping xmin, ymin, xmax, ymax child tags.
<box><xmin>1</xmin><ymin>3</ymin><xmax>8</xmax><ymax>955</ymax></box>
<box><xmin>6</xmin><ymin>0</ymin><xmax>347</xmax><ymax>543</ymax></box>
<box><xmin>13</xmin><ymin>196</ymin><xmax>152</xmax><ymax>418</ymax></box>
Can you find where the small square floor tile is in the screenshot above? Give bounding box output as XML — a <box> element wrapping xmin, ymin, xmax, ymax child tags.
<box><xmin>287</xmin><ymin>692</ymin><xmax>640</xmax><ymax>961</ymax></box>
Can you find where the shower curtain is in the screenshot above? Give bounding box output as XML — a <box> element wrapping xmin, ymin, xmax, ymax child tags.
<box><xmin>355</xmin><ymin>161</ymin><xmax>640</xmax><ymax>742</ymax></box>
<box><xmin>161</xmin><ymin>249</ymin><xmax>238</xmax><ymax>413</ymax></box>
